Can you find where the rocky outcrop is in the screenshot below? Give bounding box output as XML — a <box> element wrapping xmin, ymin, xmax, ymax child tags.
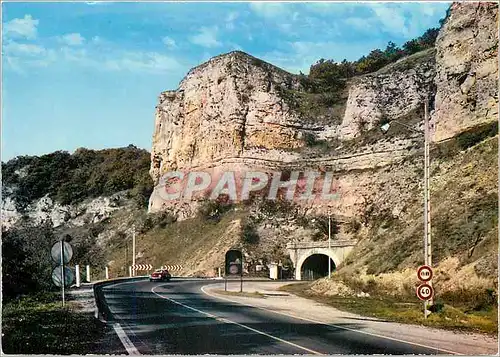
<box><xmin>339</xmin><ymin>49</ymin><xmax>436</xmax><ymax>139</ymax></box>
<box><xmin>432</xmin><ymin>2</ymin><xmax>498</xmax><ymax>142</ymax></box>
<box><xmin>1</xmin><ymin>193</ymin><xmax>129</xmax><ymax>230</ymax></box>
<box><xmin>150</xmin><ymin>52</ymin><xmax>304</xmax><ymax>184</ymax></box>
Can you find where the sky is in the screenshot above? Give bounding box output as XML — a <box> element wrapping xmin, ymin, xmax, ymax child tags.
<box><xmin>1</xmin><ymin>1</ymin><xmax>451</xmax><ymax>161</ymax></box>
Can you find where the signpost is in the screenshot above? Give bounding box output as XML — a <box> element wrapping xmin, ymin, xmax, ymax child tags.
<box><xmin>416</xmin><ymin>265</ymin><xmax>434</xmax><ymax>318</ymax></box>
<box><xmin>225</xmin><ymin>249</ymin><xmax>243</xmax><ymax>292</ymax></box>
<box><xmin>51</xmin><ymin>238</ymin><xmax>74</xmax><ymax>307</ymax></box>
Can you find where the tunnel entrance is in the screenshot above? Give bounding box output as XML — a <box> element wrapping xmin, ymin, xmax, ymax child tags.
<box><xmin>300</xmin><ymin>254</ymin><xmax>336</xmax><ymax>281</ymax></box>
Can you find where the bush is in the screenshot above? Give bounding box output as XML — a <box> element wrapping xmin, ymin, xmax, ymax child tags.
<box><xmin>242</xmin><ymin>222</ymin><xmax>260</xmax><ymax>245</ymax></box>
<box><xmin>303</xmin><ymin>132</ymin><xmax>318</xmax><ymax>146</ymax></box>
<box><xmin>345</xmin><ymin>218</ymin><xmax>362</xmax><ymax>234</ymax></box>
<box><xmin>2</xmin><ymin>220</ymin><xmax>56</xmax><ymax>301</ymax></box>
<box><xmin>198</xmin><ymin>197</ymin><xmax>233</xmax><ymax>221</ymax></box>
<box><xmin>456</xmin><ymin>121</ymin><xmax>498</xmax><ymax>150</ymax></box>
<box><xmin>140</xmin><ymin>212</ymin><xmax>177</xmax><ymax>232</ymax></box>
<box><xmin>312</xmin><ymin>215</ymin><xmax>340</xmax><ymax>241</ymax></box>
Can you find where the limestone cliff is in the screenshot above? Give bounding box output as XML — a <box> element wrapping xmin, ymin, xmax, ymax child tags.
<box><xmin>432</xmin><ymin>2</ymin><xmax>498</xmax><ymax>142</ymax></box>
<box><xmin>149</xmin><ymin>2</ymin><xmax>497</xmax><ymax>220</ymax></box>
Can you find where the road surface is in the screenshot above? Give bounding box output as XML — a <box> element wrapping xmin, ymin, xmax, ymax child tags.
<box><xmin>95</xmin><ymin>278</ymin><xmax>460</xmax><ymax>355</ymax></box>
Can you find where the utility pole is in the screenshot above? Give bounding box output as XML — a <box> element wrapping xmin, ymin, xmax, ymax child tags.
<box><xmin>328</xmin><ymin>212</ymin><xmax>332</xmax><ymax>279</ymax></box>
<box><xmin>60</xmin><ymin>237</ymin><xmax>65</xmax><ymax>307</ymax></box>
<box><xmin>423</xmin><ymin>97</ymin><xmax>433</xmax><ymax>315</ymax></box>
<box><xmin>132</xmin><ymin>225</ymin><xmax>136</xmax><ymax>277</ymax></box>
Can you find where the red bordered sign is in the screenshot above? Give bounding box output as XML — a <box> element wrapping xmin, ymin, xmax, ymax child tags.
<box><xmin>417</xmin><ymin>265</ymin><xmax>433</xmax><ymax>282</ymax></box>
<box><xmin>416</xmin><ymin>283</ymin><xmax>434</xmax><ymax>301</ymax></box>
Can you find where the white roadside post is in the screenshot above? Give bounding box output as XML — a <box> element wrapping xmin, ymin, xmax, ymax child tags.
<box><xmin>129</xmin><ymin>266</ymin><xmax>133</xmax><ymax>277</ymax></box>
<box><xmin>75</xmin><ymin>264</ymin><xmax>80</xmax><ymax>287</ymax></box>
<box><xmin>86</xmin><ymin>265</ymin><xmax>91</xmax><ymax>283</ymax></box>
<box><xmin>105</xmin><ymin>267</ymin><xmax>109</xmax><ymax>280</ymax></box>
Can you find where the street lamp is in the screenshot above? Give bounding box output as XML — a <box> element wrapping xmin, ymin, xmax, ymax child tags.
<box><xmin>328</xmin><ymin>210</ymin><xmax>332</xmax><ymax>279</ymax></box>
<box><xmin>380</xmin><ymin>99</ymin><xmax>433</xmax><ymax>314</ymax></box>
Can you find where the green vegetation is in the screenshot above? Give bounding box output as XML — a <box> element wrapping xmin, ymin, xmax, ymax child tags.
<box><xmin>2</xmin><ymin>220</ymin><xmax>55</xmax><ymax>300</ymax></box>
<box><xmin>2</xmin><ymin>219</ymin><xmax>107</xmax><ymax>301</ymax></box>
<box><xmin>280</xmin><ymin>283</ymin><xmax>497</xmax><ymax>335</ymax></box>
<box><xmin>197</xmin><ymin>196</ymin><xmax>235</xmax><ymax>222</ymax></box>
<box><xmin>305</xmin><ymin>28</ymin><xmax>440</xmax><ymax>93</ymax></box>
<box><xmin>456</xmin><ymin>121</ymin><xmax>498</xmax><ymax>150</ymax></box>
<box><xmin>2</xmin><ymin>292</ymin><xmax>109</xmax><ymax>354</ymax></box>
<box><xmin>242</xmin><ymin>221</ymin><xmax>260</xmax><ymax>244</ymax></box>
<box><xmin>2</xmin><ymin>145</ymin><xmax>153</xmax><ymax>210</ymax></box>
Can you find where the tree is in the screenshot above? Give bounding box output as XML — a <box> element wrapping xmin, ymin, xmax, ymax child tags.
<box><xmin>2</xmin><ymin>220</ymin><xmax>55</xmax><ymax>300</ymax></box>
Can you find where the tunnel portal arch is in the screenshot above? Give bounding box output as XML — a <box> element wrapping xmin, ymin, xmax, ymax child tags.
<box><xmin>295</xmin><ymin>249</ymin><xmax>340</xmax><ymax>281</ymax></box>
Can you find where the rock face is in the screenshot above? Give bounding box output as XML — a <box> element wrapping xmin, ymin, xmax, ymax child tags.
<box><xmin>339</xmin><ymin>49</ymin><xmax>436</xmax><ymax>140</ymax></box>
<box><xmin>150</xmin><ymin>52</ymin><xmax>303</xmax><ymax>183</ymax></box>
<box><xmin>149</xmin><ymin>3</ymin><xmax>498</xmax><ymax>217</ymax></box>
<box><xmin>432</xmin><ymin>2</ymin><xmax>498</xmax><ymax>142</ymax></box>
<box><xmin>1</xmin><ymin>193</ymin><xmax>128</xmax><ymax>230</ymax></box>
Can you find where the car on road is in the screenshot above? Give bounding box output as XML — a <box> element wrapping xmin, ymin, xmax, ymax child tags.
<box><xmin>149</xmin><ymin>269</ymin><xmax>171</xmax><ymax>282</ymax></box>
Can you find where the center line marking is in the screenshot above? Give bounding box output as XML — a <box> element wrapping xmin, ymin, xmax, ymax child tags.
<box><xmin>151</xmin><ymin>285</ymin><xmax>323</xmax><ymax>355</ymax></box>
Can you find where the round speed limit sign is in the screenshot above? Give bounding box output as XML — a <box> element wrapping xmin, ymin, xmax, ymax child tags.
<box><xmin>416</xmin><ymin>283</ymin><xmax>434</xmax><ymax>301</ymax></box>
<box><xmin>417</xmin><ymin>265</ymin><xmax>433</xmax><ymax>282</ymax></box>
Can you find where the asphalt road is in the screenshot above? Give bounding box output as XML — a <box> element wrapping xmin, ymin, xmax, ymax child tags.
<box><xmin>95</xmin><ymin>278</ymin><xmax>450</xmax><ymax>355</ymax></box>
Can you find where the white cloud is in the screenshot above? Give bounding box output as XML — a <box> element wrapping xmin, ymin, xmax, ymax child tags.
<box><xmin>249</xmin><ymin>3</ymin><xmax>289</xmax><ymax>19</ymax></box>
<box><xmin>103</xmin><ymin>51</ymin><xmax>183</xmax><ymax>73</ymax></box>
<box><xmin>58</xmin><ymin>33</ymin><xmax>85</xmax><ymax>46</ymax></box>
<box><xmin>189</xmin><ymin>27</ymin><xmax>221</xmax><ymax>48</ymax></box>
<box><xmin>3</xmin><ymin>41</ymin><xmax>46</xmax><ymax>56</ymax></box>
<box><xmin>371</xmin><ymin>5</ymin><xmax>410</xmax><ymax>37</ymax></box>
<box><xmin>3</xmin><ymin>40</ymin><xmax>56</xmax><ymax>72</ymax></box>
<box><xmin>162</xmin><ymin>36</ymin><xmax>176</xmax><ymax>49</ymax></box>
<box><xmin>225</xmin><ymin>12</ymin><xmax>239</xmax><ymax>30</ymax></box>
<box><xmin>3</xmin><ymin>15</ymin><xmax>39</xmax><ymax>39</ymax></box>
<box><xmin>344</xmin><ymin>17</ymin><xmax>374</xmax><ymax>32</ymax></box>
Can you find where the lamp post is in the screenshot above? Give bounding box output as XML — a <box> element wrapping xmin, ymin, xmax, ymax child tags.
<box><xmin>132</xmin><ymin>224</ymin><xmax>136</xmax><ymax>277</ymax></box>
<box><xmin>380</xmin><ymin>98</ymin><xmax>433</xmax><ymax>314</ymax></box>
<box><xmin>328</xmin><ymin>210</ymin><xmax>332</xmax><ymax>279</ymax></box>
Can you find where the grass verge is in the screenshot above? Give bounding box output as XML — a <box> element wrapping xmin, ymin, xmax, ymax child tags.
<box><xmin>279</xmin><ymin>283</ymin><xmax>497</xmax><ymax>335</ymax></box>
<box><xmin>2</xmin><ymin>292</ymin><xmax>110</xmax><ymax>354</ymax></box>
<box><xmin>212</xmin><ymin>289</ymin><xmax>266</xmax><ymax>299</ymax></box>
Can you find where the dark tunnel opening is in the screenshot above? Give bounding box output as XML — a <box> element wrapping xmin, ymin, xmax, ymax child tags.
<box><xmin>301</xmin><ymin>254</ymin><xmax>336</xmax><ymax>281</ymax></box>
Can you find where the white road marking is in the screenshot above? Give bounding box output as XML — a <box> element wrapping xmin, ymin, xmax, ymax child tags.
<box><xmin>100</xmin><ymin>280</ymin><xmax>151</xmax><ymax>355</ymax></box>
<box><xmin>151</xmin><ymin>285</ymin><xmax>323</xmax><ymax>355</ymax></box>
<box><xmin>113</xmin><ymin>323</ymin><xmax>141</xmax><ymax>355</ymax></box>
<box><xmin>200</xmin><ymin>285</ymin><xmax>462</xmax><ymax>356</ymax></box>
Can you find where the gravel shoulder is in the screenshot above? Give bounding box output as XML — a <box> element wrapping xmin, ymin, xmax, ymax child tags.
<box><xmin>203</xmin><ymin>281</ymin><xmax>498</xmax><ymax>355</ymax></box>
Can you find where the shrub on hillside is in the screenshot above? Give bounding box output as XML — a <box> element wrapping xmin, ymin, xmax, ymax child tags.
<box><xmin>197</xmin><ymin>196</ymin><xmax>234</xmax><ymax>222</ymax></box>
<box><xmin>242</xmin><ymin>222</ymin><xmax>260</xmax><ymax>245</ymax></box>
<box><xmin>2</xmin><ymin>220</ymin><xmax>56</xmax><ymax>301</ymax></box>
<box><xmin>2</xmin><ymin>145</ymin><xmax>153</xmax><ymax>210</ymax></box>
<box><xmin>456</xmin><ymin>121</ymin><xmax>498</xmax><ymax>150</ymax></box>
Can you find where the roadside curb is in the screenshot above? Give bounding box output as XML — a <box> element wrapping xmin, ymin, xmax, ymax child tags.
<box><xmin>93</xmin><ymin>277</ymin><xmax>148</xmax><ymax>323</ymax></box>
